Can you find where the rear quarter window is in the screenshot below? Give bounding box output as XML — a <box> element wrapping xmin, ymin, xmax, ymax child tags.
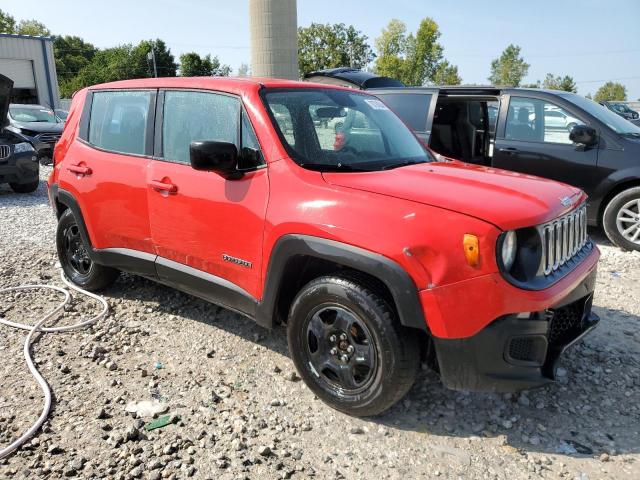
<box><xmin>88</xmin><ymin>90</ymin><xmax>152</xmax><ymax>156</ymax></box>
<box><xmin>376</xmin><ymin>93</ymin><xmax>432</xmax><ymax>132</ymax></box>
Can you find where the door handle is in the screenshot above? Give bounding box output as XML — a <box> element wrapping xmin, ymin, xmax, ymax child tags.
<box><xmin>498</xmin><ymin>147</ymin><xmax>518</xmax><ymax>155</ymax></box>
<box><xmin>67</xmin><ymin>165</ymin><xmax>92</xmax><ymax>176</ymax></box>
<box><xmin>149</xmin><ymin>180</ymin><xmax>178</xmax><ymax>194</ymax></box>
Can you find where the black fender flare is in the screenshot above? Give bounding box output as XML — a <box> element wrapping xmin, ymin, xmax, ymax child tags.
<box><xmin>50</xmin><ymin>184</ymin><xmax>95</xmax><ymax>252</ymax></box>
<box><xmin>255</xmin><ymin>234</ymin><xmax>427</xmax><ymax>331</ymax></box>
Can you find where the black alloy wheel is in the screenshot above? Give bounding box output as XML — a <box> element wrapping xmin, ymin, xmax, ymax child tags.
<box><xmin>304</xmin><ymin>304</ymin><xmax>377</xmax><ymax>394</ymax></box>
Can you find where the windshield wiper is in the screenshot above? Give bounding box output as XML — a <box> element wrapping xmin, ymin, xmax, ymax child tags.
<box><xmin>381</xmin><ymin>159</ymin><xmax>429</xmax><ymax>170</ymax></box>
<box><xmin>299</xmin><ymin>162</ymin><xmax>373</xmax><ymax>172</ymax></box>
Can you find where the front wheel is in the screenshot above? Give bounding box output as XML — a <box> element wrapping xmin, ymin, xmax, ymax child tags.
<box><xmin>603</xmin><ymin>187</ymin><xmax>640</xmax><ymax>251</ymax></box>
<box><xmin>287</xmin><ymin>275</ymin><xmax>420</xmax><ymax>417</ymax></box>
<box><xmin>9</xmin><ymin>179</ymin><xmax>39</xmax><ymax>193</ymax></box>
<box><xmin>56</xmin><ymin>209</ymin><xmax>120</xmax><ymax>290</ymax></box>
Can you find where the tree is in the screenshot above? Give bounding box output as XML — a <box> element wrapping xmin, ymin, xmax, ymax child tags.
<box><xmin>432</xmin><ymin>60</ymin><xmax>462</xmax><ymax>85</ymax></box>
<box><xmin>374</xmin><ymin>19</ymin><xmax>406</xmax><ymax>81</ymax></box>
<box><xmin>132</xmin><ymin>39</ymin><xmax>177</xmax><ymax>77</ymax></box>
<box><xmin>61</xmin><ymin>39</ymin><xmax>178</xmax><ymax>96</ymax></box>
<box><xmin>237</xmin><ymin>63</ymin><xmax>250</xmax><ymax>77</ymax></box>
<box><xmin>54</xmin><ymin>36</ymin><xmax>98</xmax><ymax>82</ymax></box>
<box><xmin>401</xmin><ymin>18</ymin><xmax>443</xmax><ymax>86</ymax></box>
<box><xmin>374</xmin><ymin>18</ymin><xmax>457</xmax><ymax>86</ymax></box>
<box><xmin>16</xmin><ymin>19</ymin><xmax>51</xmax><ymax>36</ymax></box>
<box><xmin>542</xmin><ymin>73</ymin><xmax>577</xmax><ymax>93</ymax></box>
<box><xmin>0</xmin><ymin>9</ymin><xmax>16</xmax><ymax>33</ymax></box>
<box><xmin>298</xmin><ymin>23</ymin><xmax>374</xmax><ymax>76</ymax></box>
<box><xmin>594</xmin><ymin>82</ymin><xmax>627</xmax><ymax>102</ymax></box>
<box><xmin>179</xmin><ymin>52</ymin><xmax>230</xmax><ymax>77</ymax></box>
<box><xmin>488</xmin><ymin>44</ymin><xmax>529</xmax><ymax>87</ymax></box>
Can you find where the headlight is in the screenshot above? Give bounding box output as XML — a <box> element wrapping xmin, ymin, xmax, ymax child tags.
<box><xmin>14</xmin><ymin>142</ymin><xmax>35</xmax><ymax>154</ymax></box>
<box><xmin>500</xmin><ymin>231</ymin><xmax>517</xmax><ymax>271</ymax></box>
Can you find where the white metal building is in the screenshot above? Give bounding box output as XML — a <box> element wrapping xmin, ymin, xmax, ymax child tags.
<box><xmin>0</xmin><ymin>33</ymin><xmax>60</xmax><ymax>108</ymax></box>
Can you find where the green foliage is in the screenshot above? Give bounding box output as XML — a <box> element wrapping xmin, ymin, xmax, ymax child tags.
<box><xmin>542</xmin><ymin>73</ymin><xmax>577</xmax><ymax>93</ymax></box>
<box><xmin>298</xmin><ymin>23</ymin><xmax>374</xmax><ymax>76</ymax></box>
<box><xmin>16</xmin><ymin>19</ymin><xmax>50</xmax><ymax>36</ymax></box>
<box><xmin>488</xmin><ymin>44</ymin><xmax>529</xmax><ymax>87</ymax></box>
<box><xmin>0</xmin><ymin>8</ymin><xmax>16</xmax><ymax>33</ymax></box>
<box><xmin>179</xmin><ymin>52</ymin><xmax>231</xmax><ymax>77</ymax></box>
<box><xmin>59</xmin><ymin>39</ymin><xmax>177</xmax><ymax>97</ymax></box>
<box><xmin>54</xmin><ymin>36</ymin><xmax>97</xmax><ymax>82</ymax></box>
<box><xmin>374</xmin><ymin>18</ymin><xmax>459</xmax><ymax>86</ymax></box>
<box><xmin>593</xmin><ymin>82</ymin><xmax>627</xmax><ymax>102</ymax></box>
<box><xmin>402</xmin><ymin>18</ymin><xmax>443</xmax><ymax>86</ymax></box>
<box><xmin>432</xmin><ymin>60</ymin><xmax>461</xmax><ymax>85</ymax></box>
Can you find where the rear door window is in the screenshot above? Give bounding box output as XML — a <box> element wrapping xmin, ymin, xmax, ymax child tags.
<box><xmin>375</xmin><ymin>93</ymin><xmax>432</xmax><ymax>132</ymax></box>
<box><xmin>161</xmin><ymin>90</ymin><xmax>240</xmax><ymax>164</ymax></box>
<box><xmin>88</xmin><ymin>90</ymin><xmax>152</xmax><ymax>155</ymax></box>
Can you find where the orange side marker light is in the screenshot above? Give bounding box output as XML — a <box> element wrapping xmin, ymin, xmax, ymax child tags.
<box><xmin>463</xmin><ymin>234</ymin><xmax>480</xmax><ymax>267</ymax></box>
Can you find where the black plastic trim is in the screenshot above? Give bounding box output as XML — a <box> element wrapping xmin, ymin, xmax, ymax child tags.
<box><xmin>255</xmin><ymin>234</ymin><xmax>427</xmax><ymax>331</ymax></box>
<box><xmin>433</xmin><ymin>267</ymin><xmax>598</xmax><ymax>392</ymax></box>
<box><xmin>155</xmin><ymin>257</ymin><xmax>257</xmax><ymax>318</ymax></box>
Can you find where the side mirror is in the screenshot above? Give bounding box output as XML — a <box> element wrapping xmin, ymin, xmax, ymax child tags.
<box><xmin>569</xmin><ymin>125</ymin><xmax>597</xmax><ymax>146</ymax></box>
<box><xmin>190</xmin><ymin>141</ymin><xmax>242</xmax><ymax>179</ymax></box>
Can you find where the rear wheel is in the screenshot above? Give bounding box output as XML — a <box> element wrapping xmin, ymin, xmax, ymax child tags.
<box><xmin>56</xmin><ymin>209</ymin><xmax>119</xmax><ymax>290</ymax></box>
<box><xmin>9</xmin><ymin>179</ymin><xmax>39</xmax><ymax>193</ymax></box>
<box><xmin>287</xmin><ymin>275</ymin><xmax>419</xmax><ymax>417</ymax></box>
<box><xmin>603</xmin><ymin>187</ymin><xmax>640</xmax><ymax>251</ymax></box>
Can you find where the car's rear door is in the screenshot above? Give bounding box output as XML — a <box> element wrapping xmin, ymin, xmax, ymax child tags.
<box><xmin>59</xmin><ymin>89</ymin><xmax>156</xmax><ymax>275</ymax></box>
<box><xmin>372</xmin><ymin>88</ymin><xmax>438</xmax><ymax>145</ymax></box>
<box><xmin>147</xmin><ymin>89</ymin><xmax>269</xmax><ymax>312</ymax></box>
<box><xmin>492</xmin><ymin>93</ymin><xmax>602</xmax><ymax>195</ymax></box>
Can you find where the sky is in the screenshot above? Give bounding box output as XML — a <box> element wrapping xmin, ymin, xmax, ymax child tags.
<box><xmin>2</xmin><ymin>0</ymin><xmax>640</xmax><ymax>99</ymax></box>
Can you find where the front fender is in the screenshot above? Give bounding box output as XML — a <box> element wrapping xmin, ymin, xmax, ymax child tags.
<box><xmin>255</xmin><ymin>234</ymin><xmax>427</xmax><ymax>331</ymax></box>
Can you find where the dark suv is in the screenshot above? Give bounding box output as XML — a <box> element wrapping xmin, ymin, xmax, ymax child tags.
<box><xmin>7</xmin><ymin>103</ymin><xmax>64</xmax><ymax>165</ymax></box>
<box><xmin>305</xmin><ymin>70</ymin><xmax>640</xmax><ymax>251</ymax></box>
<box><xmin>0</xmin><ymin>74</ymin><xmax>39</xmax><ymax>193</ymax></box>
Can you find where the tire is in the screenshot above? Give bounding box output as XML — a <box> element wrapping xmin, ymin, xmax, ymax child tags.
<box><xmin>56</xmin><ymin>209</ymin><xmax>120</xmax><ymax>290</ymax></box>
<box><xmin>287</xmin><ymin>275</ymin><xmax>420</xmax><ymax>417</ymax></box>
<box><xmin>603</xmin><ymin>187</ymin><xmax>640</xmax><ymax>251</ymax></box>
<box><xmin>9</xmin><ymin>179</ymin><xmax>39</xmax><ymax>193</ymax></box>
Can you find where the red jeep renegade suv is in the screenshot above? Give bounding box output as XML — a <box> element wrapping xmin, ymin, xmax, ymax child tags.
<box><xmin>48</xmin><ymin>77</ymin><xmax>600</xmax><ymax>416</ymax></box>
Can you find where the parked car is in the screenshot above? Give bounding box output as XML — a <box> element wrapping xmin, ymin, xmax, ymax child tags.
<box><xmin>600</xmin><ymin>101</ymin><xmax>639</xmax><ymax>122</ymax></box>
<box><xmin>307</xmin><ymin>70</ymin><xmax>640</xmax><ymax>251</ymax></box>
<box><xmin>6</xmin><ymin>103</ymin><xmax>64</xmax><ymax>165</ymax></box>
<box><xmin>0</xmin><ymin>74</ymin><xmax>39</xmax><ymax>193</ymax></box>
<box><xmin>48</xmin><ymin>77</ymin><xmax>599</xmax><ymax>416</ymax></box>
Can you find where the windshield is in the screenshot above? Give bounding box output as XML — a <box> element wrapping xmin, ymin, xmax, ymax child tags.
<box><xmin>9</xmin><ymin>106</ymin><xmax>59</xmax><ymax>123</ymax></box>
<box><xmin>561</xmin><ymin>93</ymin><xmax>640</xmax><ymax>135</ymax></box>
<box><xmin>263</xmin><ymin>88</ymin><xmax>432</xmax><ymax>171</ymax></box>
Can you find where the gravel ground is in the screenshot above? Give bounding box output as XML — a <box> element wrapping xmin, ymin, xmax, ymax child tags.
<box><xmin>1</xmin><ymin>167</ymin><xmax>639</xmax><ymax>479</ymax></box>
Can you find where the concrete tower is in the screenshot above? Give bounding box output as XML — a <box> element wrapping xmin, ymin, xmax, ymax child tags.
<box><xmin>249</xmin><ymin>0</ymin><xmax>299</xmax><ymax>80</ymax></box>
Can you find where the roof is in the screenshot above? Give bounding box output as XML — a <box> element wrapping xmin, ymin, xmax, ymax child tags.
<box><xmin>88</xmin><ymin>76</ymin><xmax>359</xmax><ymax>96</ymax></box>
<box><xmin>303</xmin><ymin>68</ymin><xmax>404</xmax><ymax>89</ymax></box>
<box><xmin>0</xmin><ymin>32</ymin><xmax>54</xmax><ymax>42</ymax></box>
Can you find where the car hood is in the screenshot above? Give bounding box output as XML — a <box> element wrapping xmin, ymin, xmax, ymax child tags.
<box><xmin>11</xmin><ymin>120</ymin><xmax>64</xmax><ymax>134</ymax></box>
<box><xmin>0</xmin><ymin>74</ymin><xmax>12</xmax><ymax>130</ymax></box>
<box><xmin>322</xmin><ymin>161</ymin><xmax>585</xmax><ymax>231</ymax></box>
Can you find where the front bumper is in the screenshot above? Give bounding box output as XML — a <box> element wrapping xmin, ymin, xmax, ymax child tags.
<box><xmin>0</xmin><ymin>152</ymin><xmax>39</xmax><ymax>184</ymax></box>
<box><xmin>432</xmin><ymin>266</ymin><xmax>599</xmax><ymax>392</ymax></box>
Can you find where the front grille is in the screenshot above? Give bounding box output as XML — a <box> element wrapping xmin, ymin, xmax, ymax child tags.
<box><xmin>36</xmin><ymin>133</ymin><xmax>61</xmax><ymax>144</ymax></box>
<box><xmin>541</xmin><ymin>203</ymin><xmax>588</xmax><ymax>275</ymax></box>
<box><xmin>548</xmin><ymin>303</ymin><xmax>583</xmax><ymax>345</ymax></box>
<box><xmin>0</xmin><ymin>145</ymin><xmax>9</xmax><ymax>160</ymax></box>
